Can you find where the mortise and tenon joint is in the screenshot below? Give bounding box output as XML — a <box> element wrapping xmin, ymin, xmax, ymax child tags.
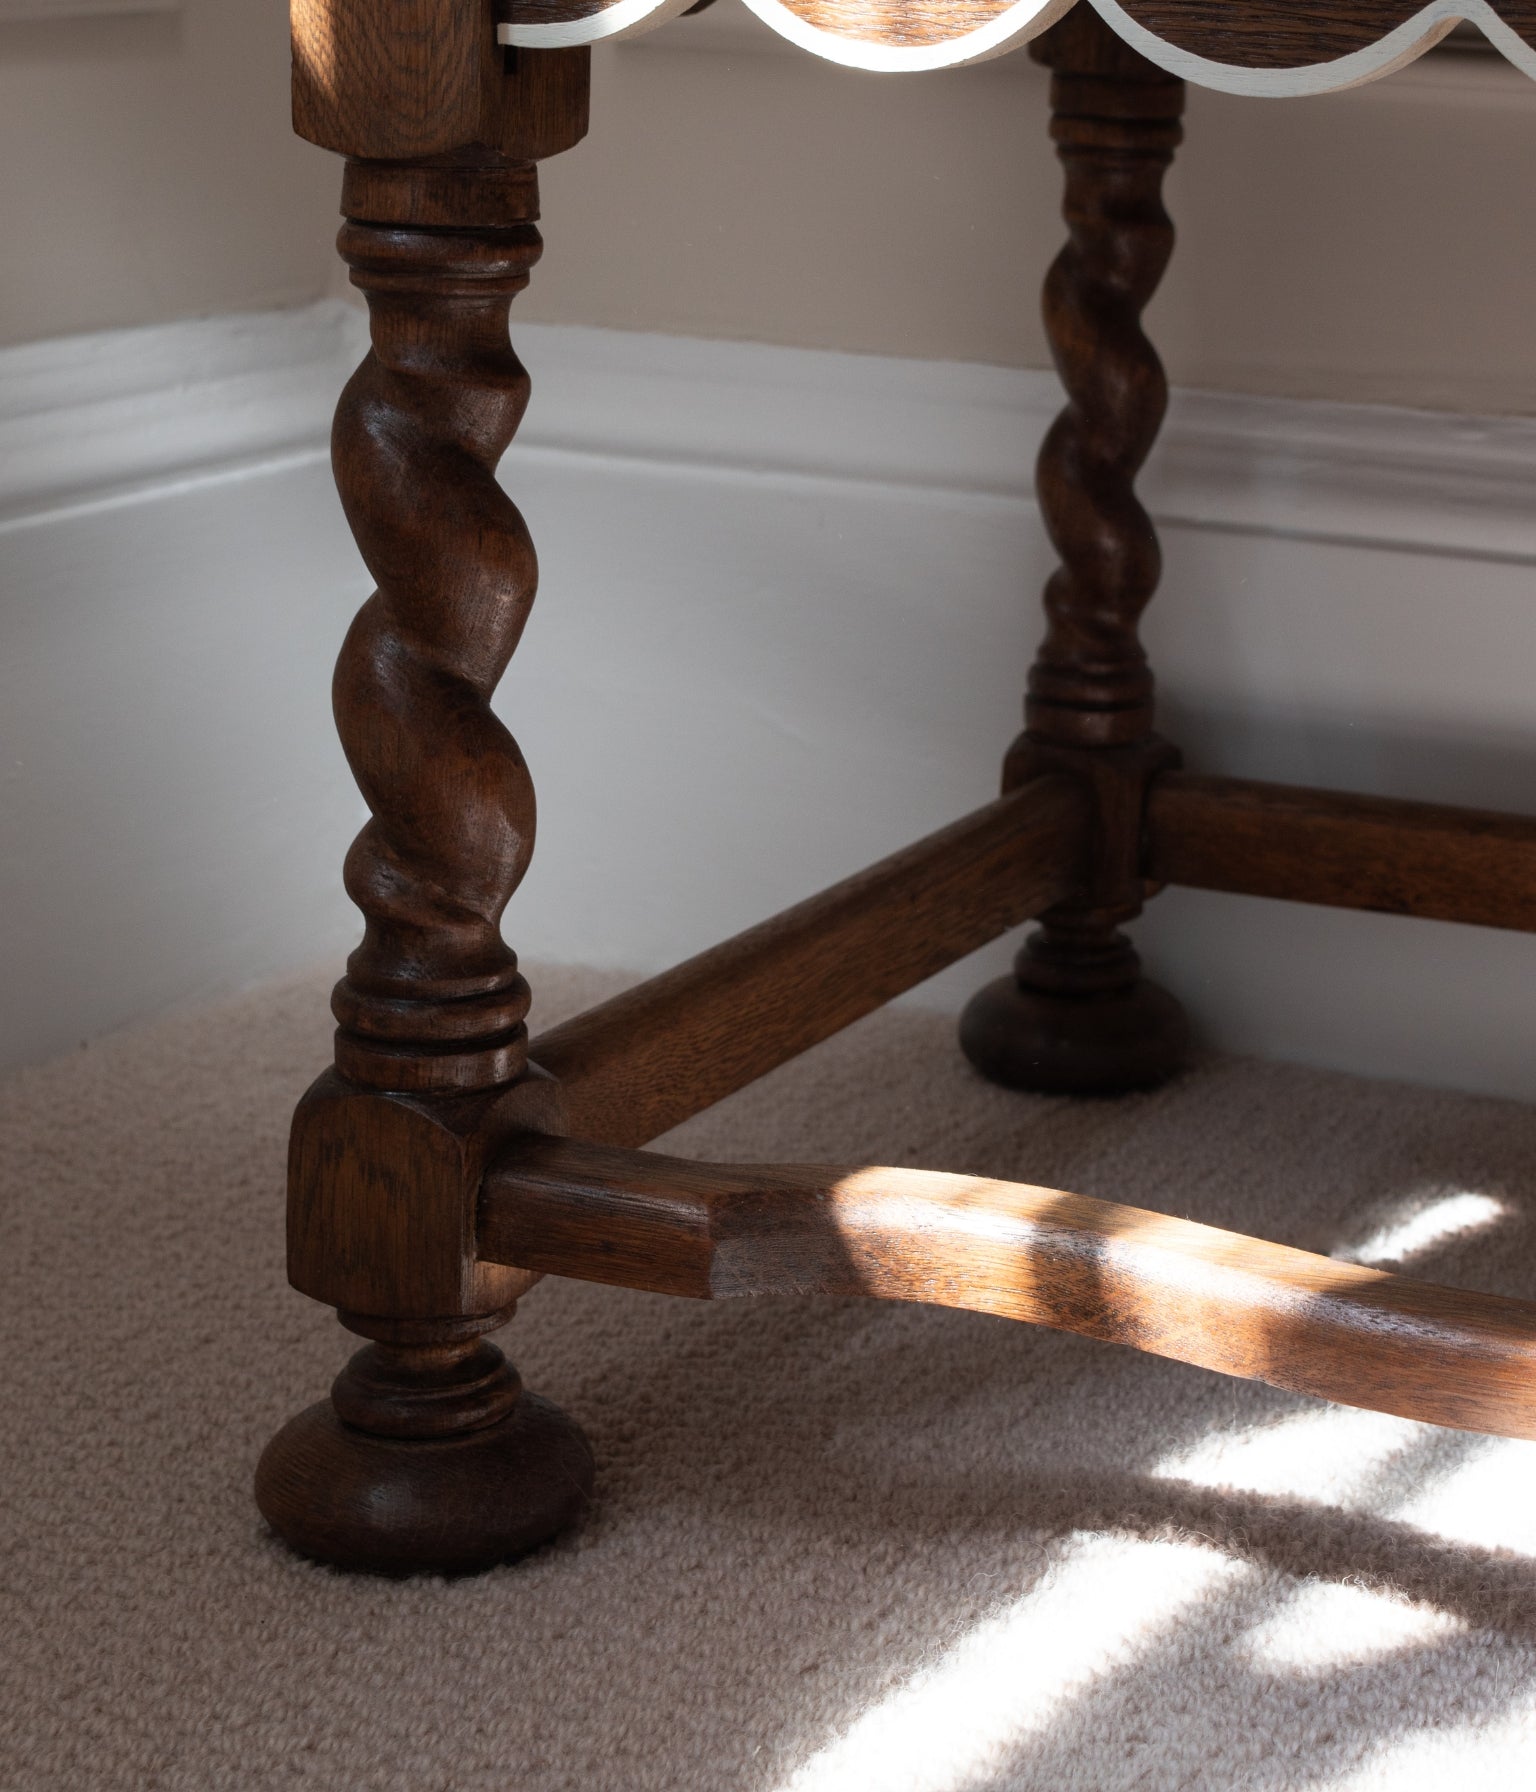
<box><xmin>256</xmin><ymin>0</ymin><xmax>1536</xmax><ymax>1579</ymax></box>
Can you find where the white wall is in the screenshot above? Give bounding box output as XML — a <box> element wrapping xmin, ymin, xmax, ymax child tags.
<box><xmin>0</xmin><ymin>310</ymin><xmax>366</xmax><ymax>1064</ymax></box>
<box><xmin>0</xmin><ymin>0</ymin><xmax>335</xmax><ymax>347</ymax></box>
<box><xmin>526</xmin><ymin>11</ymin><xmax>1536</xmax><ymax>413</ymax></box>
<box><xmin>7</xmin><ymin>303</ymin><xmax>1536</xmax><ymax>1102</ymax></box>
<box><xmin>3</xmin><ymin>4</ymin><xmax>1536</xmax><ymax>416</ymax></box>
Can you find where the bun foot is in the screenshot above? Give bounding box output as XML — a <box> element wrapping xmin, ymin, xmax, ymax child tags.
<box><xmin>256</xmin><ymin>1317</ymin><xmax>593</xmax><ymax>1576</ymax></box>
<box><xmin>960</xmin><ymin>926</ymin><xmax>1189</xmax><ymax>1096</ymax></box>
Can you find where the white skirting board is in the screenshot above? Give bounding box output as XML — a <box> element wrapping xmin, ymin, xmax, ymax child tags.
<box><xmin>6</xmin><ymin>298</ymin><xmax>1536</xmax><ymax>1100</ymax></box>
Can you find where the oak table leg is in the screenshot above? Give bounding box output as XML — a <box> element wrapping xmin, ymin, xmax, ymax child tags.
<box><xmin>960</xmin><ymin>5</ymin><xmax>1191</xmax><ymax>1096</ymax></box>
<box><xmin>255</xmin><ymin>150</ymin><xmax>594</xmax><ymax>1575</ymax></box>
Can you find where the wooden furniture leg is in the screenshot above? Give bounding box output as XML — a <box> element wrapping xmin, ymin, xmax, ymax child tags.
<box><xmin>256</xmin><ymin>0</ymin><xmax>1536</xmax><ymax>1582</ymax></box>
<box><xmin>960</xmin><ymin>6</ymin><xmax>1190</xmax><ymax>1095</ymax></box>
<box><xmin>255</xmin><ymin>41</ymin><xmax>598</xmax><ymax>1575</ymax></box>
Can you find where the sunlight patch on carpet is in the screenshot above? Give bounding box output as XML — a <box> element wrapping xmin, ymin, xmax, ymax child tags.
<box><xmin>1330</xmin><ymin>1189</ymin><xmax>1508</xmax><ymax>1269</ymax></box>
<box><xmin>1324</xmin><ymin>1704</ymin><xmax>1536</xmax><ymax>1791</ymax></box>
<box><xmin>776</xmin><ymin>1533</ymin><xmax>1244</xmax><ymax>1792</ymax></box>
<box><xmin>1153</xmin><ymin>1403</ymin><xmax>1425</xmax><ymax>1505</ymax></box>
<box><xmin>1244</xmin><ymin>1578</ymin><xmax>1464</xmax><ymax>1670</ymax></box>
<box><xmin>1389</xmin><ymin>1433</ymin><xmax>1536</xmax><ymax>1554</ymax></box>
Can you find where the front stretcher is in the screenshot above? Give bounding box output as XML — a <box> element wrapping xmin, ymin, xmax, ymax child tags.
<box><xmin>259</xmin><ymin>0</ymin><xmax>1536</xmax><ymax>1575</ymax></box>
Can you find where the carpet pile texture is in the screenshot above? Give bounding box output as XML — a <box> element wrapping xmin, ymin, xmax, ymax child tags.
<box><xmin>5</xmin><ymin>965</ymin><xmax>1536</xmax><ymax>1790</ymax></box>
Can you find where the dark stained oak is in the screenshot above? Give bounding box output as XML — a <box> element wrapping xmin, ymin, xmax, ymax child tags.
<box><xmin>961</xmin><ymin>6</ymin><xmax>1189</xmax><ymax>1096</ymax></box>
<box><xmin>261</xmin><ymin>54</ymin><xmax>597</xmax><ymax>1571</ymax></box>
<box><xmin>1021</xmin><ymin>10</ymin><xmax>1182</xmax><ymax>745</ymax></box>
<box><xmin>264</xmin><ymin>0</ymin><xmax>1536</xmax><ymax>1582</ymax></box>
<box><xmin>256</xmin><ymin>1309</ymin><xmax>593</xmax><ymax>1576</ymax></box>
<box><xmin>293</xmin><ymin>0</ymin><xmax>588</xmax><ymax>162</ymax></box>
<box><xmin>327</xmin><ymin>176</ymin><xmax>548</xmax><ymax>1097</ymax></box>
<box><xmin>483</xmin><ymin>1136</ymin><xmax>1536</xmax><ymax>1443</ymax></box>
<box><xmin>531</xmin><ymin>775</ymin><xmax>1089</xmax><ymax>1149</ymax></box>
<box><xmin>286</xmin><ymin>1069</ymin><xmax>559</xmax><ymax>1322</ymax></box>
<box><xmin>1149</xmin><ymin>773</ymin><xmax>1536</xmax><ymax>934</ymax></box>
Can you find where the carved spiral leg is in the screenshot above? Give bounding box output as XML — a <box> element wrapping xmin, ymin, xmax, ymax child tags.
<box><xmin>256</xmin><ymin>161</ymin><xmax>592</xmax><ymax>1575</ymax></box>
<box><xmin>961</xmin><ymin>9</ymin><xmax>1190</xmax><ymax>1097</ymax></box>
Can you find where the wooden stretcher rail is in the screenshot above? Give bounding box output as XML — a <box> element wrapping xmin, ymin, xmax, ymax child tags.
<box><xmin>1147</xmin><ymin>772</ymin><xmax>1536</xmax><ymax>935</ymax></box>
<box><xmin>482</xmin><ymin>1135</ymin><xmax>1536</xmax><ymax>1442</ymax></box>
<box><xmin>531</xmin><ymin>774</ymin><xmax>1088</xmax><ymax>1148</ymax></box>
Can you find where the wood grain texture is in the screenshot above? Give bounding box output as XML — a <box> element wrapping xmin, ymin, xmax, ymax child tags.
<box><xmin>286</xmin><ymin>1068</ymin><xmax>560</xmax><ymax>1319</ymax></box>
<box><xmin>1149</xmin><ymin>773</ymin><xmax>1536</xmax><ymax>934</ymax></box>
<box><xmin>293</xmin><ymin>0</ymin><xmax>481</xmax><ymax>157</ymax></box>
<box><xmin>1024</xmin><ymin>8</ymin><xmax>1183</xmax><ymax>749</ymax></box>
<box><xmin>259</xmin><ymin>157</ymin><xmax>594</xmax><ymax>1577</ymax></box>
<box><xmin>329</xmin><ymin>170</ymin><xmax>549</xmax><ymax>1095</ymax></box>
<box><xmin>256</xmin><ymin>1306</ymin><xmax>593</xmax><ymax>1575</ymax></box>
<box><xmin>960</xmin><ymin>8</ymin><xmax>1189</xmax><ymax>1096</ymax></box>
<box><xmin>530</xmin><ymin>776</ymin><xmax>1089</xmax><ymax>1149</ymax></box>
<box><xmin>482</xmin><ymin>1135</ymin><xmax>1536</xmax><ymax>1442</ymax></box>
<box><xmin>341</xmin><ymin>158</ymin><xmax>541</xmax><ymax>230</ymax></box>
<box><xmin>754</xmin><ymin>0</ymin><xmax>1018</xmax><ymax>48</ymax></box>
<box><xmin>294</xmin><ymin>0</ymin><xmax>589</xmax><ymax>161</ymax></box>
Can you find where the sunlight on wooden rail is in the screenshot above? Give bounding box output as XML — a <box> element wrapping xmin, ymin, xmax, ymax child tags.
<box><xmin>482</xmin><ymin>1139</ymin><xmax>1536</xmax><ymax>1441</ymax></box>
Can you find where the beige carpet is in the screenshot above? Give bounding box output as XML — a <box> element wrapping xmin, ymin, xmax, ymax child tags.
<box><xmin>5</xmin><ymin>965</ymin><xmax>1536</xmax><ymax>1790</ymax></box>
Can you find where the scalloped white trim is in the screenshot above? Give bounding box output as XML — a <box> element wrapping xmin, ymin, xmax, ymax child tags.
<box><xmin>727</xmin><ymin>0</ymin><xmax>1071</xmax><ymax>71</ymax></box>
<box><xmin>499</xmin><ymin>0</ymin><xmax>697</xmax><ymax>51</ymax></box>
<box><xmin>503</xmin><ymin>0</ymin><xmax>1536</xmax><ymax>88</ymax></box>
<box><xmin>501</xmin><ymin>0</ymin><xmax>1074</xmax><ymax>64</ymax></box>
<box><xmin>1089</xmin><ymin>0</ymin><xmax>1536</xmax><ymax>96</ymax></box>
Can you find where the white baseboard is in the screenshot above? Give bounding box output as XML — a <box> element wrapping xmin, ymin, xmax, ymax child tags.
<box><xmin>0</xmin><ymin>302</ymin><xmax>355</xmax><ymax>529</ymax></box>
<box><xmin>7</xmin><ymin>300</ymin><xmax>1536</xmax><ymax>1100</ymax></box>
<box><xmin>11</xmin><ymin>297</ymin><xmax>1536</xmax><ymax>558</ymax></box>
<box><xmin>513</xmin><ymin>320</ymin><xmax>1536</xmax><ymax>563</ymax></box>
